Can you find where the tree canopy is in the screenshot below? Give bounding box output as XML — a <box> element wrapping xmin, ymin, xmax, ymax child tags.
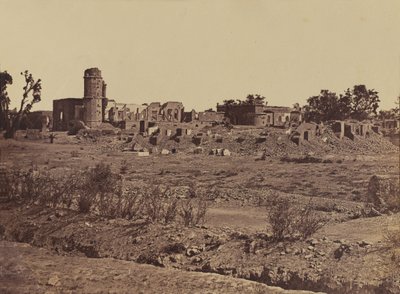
<box><xmin>222</xmin><ymin>94</ymin><xmax>267</xmax><ymax>107</ymax></box>
<box><xmin>343</xmin><ymin>85</ymin><xmax>380</xmax><ymax>121</ymax></box>
<box><xmin>303</xmin><ymin>90</ymin><xmax>350</xmax><ymax>123</ymax></box>
<box><xmin>304</xmin><ymin>85</ymin><xmax>380</xmax><ymax>123</ymax></box>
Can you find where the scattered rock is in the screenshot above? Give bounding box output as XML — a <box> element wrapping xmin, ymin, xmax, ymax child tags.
<box><xmin>192</xmin><ymin>256</ymin><xmax>203</xmax><ymax>263</ymax></box>
<box><xmin>357</xmin><ymin>240</ymin><xmax>371</xmax><ymax>247</ymax></box>
<box><xmin>47</xmin><ymin>275</ymin><xmax>61</xmax><ymax>287</ymax></box>
<box><xmin>186</xmin><ymin>247</ymin><xmax>201</xmax><ymax>257</ymax></box>
<box><xmin>161</xmin><ymin>149</ymin><xmax>170</xmax><ymax>155</ymax></box>
<box><xmin>334</xmin><ymin>244</ymin><xmax>351</xmax><ymax>260</ymax></box>
<box><xmin>285</xmin><ymin>247</ymin><xmax>292</xmax><ymax>254</ymax></box>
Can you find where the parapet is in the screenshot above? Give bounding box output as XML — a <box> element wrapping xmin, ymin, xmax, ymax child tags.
<box><xmin>84</xmin><ymin>68</ymin><xmax>102</xmax><ymax>77</ymax></box>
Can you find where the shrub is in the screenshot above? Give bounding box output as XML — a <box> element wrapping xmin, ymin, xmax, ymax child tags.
<box><xmin>280</xmin><ymin>155</ymin><xmax>323</xmax><ymax>164</ymax></box>
<box><xmin>266</xmin><ymin>195</ymin><xmax>326</xmax><ymax>241</ymax></box>
<box><xmin>368</xmin><ymin>175</ymin><xmax>400</xmax><ymax>213</ymax></box>
<box><xmin>142</xmin><ymin>186</ymin><xmax>167</xmax><ymax>222</ymax></box>
<box><xmin>70</xmin><ymin>150</ymin><xmax>79</xmax><ymax>157</ymax></box>
<box><xmin>5</xmin><ymin>164</ymin><xmax>208</xmax><ymax>225</ymax></box>
<box><xmin>163</xmin><ymin>198</ymin><xmax>179</xmax><ymax>224</ymax></box>
<box><xmin>120</xmin><ymin>159</ymin><xmax>128</xmax><ymax>174</ymax></box>
<box><xmin>267</xmin><ymin>196</ymin><xmax>295</xmax><ymax>240</ymax></box>
<box><xmin>7</xmin><ymin>166</ymin><xmax>51</xmax><ymax>203</ymax></box>
<box><xmin>293</xmin><ymin>204</ymin><xmax>326</xmax><ymax>240</ymax></box>
<box><xmin>384</xmin><ymin>218</ymin><xmax>400</xmax><ymax>279</ymax></box>
<box><xmin>77</xmin><ymin>193</ymin><xmax>93</xmax><ymax>213</ymax></box>
<box><xmin>179</xmin><ymin>198</ymin><xmax>208</xmax><ymax>227</ymax></box>
<box><xmin>80</xmin><ymin>163</ymin><xmax>122</xmax><ymax>215</ymax></box>
<box><xmin>117</xmin><ymin>187</ymin><xmax>143</xmax><ymax>220</ymax></box>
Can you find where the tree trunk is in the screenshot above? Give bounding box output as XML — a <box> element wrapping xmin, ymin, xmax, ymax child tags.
<box><xmin>4</xmin><ymin>115</ymin><xmax>21</xmax><ymax>139</ymax></box>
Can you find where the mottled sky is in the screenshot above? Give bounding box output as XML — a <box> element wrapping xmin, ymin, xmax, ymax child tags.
<box><xmin>1</xmin><ymin>0</ymin><xmax>399</xmax><ymax>111</ymax></box>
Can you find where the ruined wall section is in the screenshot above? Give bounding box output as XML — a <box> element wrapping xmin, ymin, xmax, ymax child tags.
<box><xmin>53</xmin><ymin>98</ymin><xmax>84</xmax><ymax>131</ymax></box>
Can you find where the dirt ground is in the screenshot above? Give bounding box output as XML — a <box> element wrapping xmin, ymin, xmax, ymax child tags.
<box><xmin>0</xmin><ymin>133</ymin><xmax>399</xmax><ymax>293</ymax></box>
<box><xmin>1</xmin><ymin>241</ymin><xmax>321</xmax><ymax>294</ymax></box>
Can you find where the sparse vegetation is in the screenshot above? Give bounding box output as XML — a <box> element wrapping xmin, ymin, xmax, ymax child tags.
<box><xmin>120</xmin><ymin>159</ymin><xmax>128</xmax><ymax>174</ymax></box>
<box><xmin>266</xmin><ymin>195</ymin><xmax>326</xmax><ymax>241</ymax></box>
<box><xmin>70</xmin><ymin>150</ymin><xmax>79</xmax><ymax>157</ymax></box>
<box><xmin>4</xmin><ymin>163</ymin><xmax>208</xmax><ymax>225</ymax></box>
<box><xmin>280</xmin><ymin>155</ymin><xmax>323</xmax><ymax>164</ymax></box>
<box><xmin>384</xmin><ymin>220</ymin><xmax>400</xmax><ymax>265</ymax></box>
<box><xmin>179</xmin><ymin>198</ymin><xmax>208</xmax><ymax>227</ymax></box>
<box><xmin>0</xmin><ymin>136</ymin><xmax>398</xmax><ymax>294</ymax></box>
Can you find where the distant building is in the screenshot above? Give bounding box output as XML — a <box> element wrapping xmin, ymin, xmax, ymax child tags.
<box><xmin>52</xmin><ymin>68</ymin><xmax>186</xmax><ymax>131</ymax></box>
<box><xmin>107</xmin><ymin>102</ymin><xmax>147</xmax><ymax>123</ymax></box>
<box><xmin>197</xmin><ymin>110</ymin><xmax>225</xmax><ymax>124</ymax></box>
<box><xmin>216</xmin><ymin>103</ymin><xmax>302</xmax><ymax>127</ymax></box>
<box><xmin>20</xmin><ymin>110</ymin><xmax>53</xmax><ymax>131</ymax></box>
<box><xmin>53</xmin><ymin>98</ymin><xmax>84</xmax><ymax>131</ymax></box>
<box><xmin>53</xmin><ymin>68</ymin><xmax>107</xmax><ymax>131</ymax></box>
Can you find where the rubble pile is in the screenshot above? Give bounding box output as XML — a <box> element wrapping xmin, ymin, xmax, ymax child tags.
<box><xmin>68</xmin><ymin>123</ymin><xmax>398</xmax><ymax>157</ymax></box>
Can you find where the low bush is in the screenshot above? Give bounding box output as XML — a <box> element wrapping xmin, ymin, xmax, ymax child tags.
<box><xmin>266</xmin><ymin>195</ymin><xmax>326</xmax><ymax>241</ymax></box>
<box><xmin>368</xmin><ymin>175</ymin><xmax>400</xmax><ymax>213</ymax></box>
<box><xmin>280</xmin><ymin>155</ymin><xmax>323</xmax><ymax>164</ymax></box>
<box><xmin>120</xmin><ymin>159</ymin><xmax>128</xmax><ymax>174</ymax></box>
<box><xmin>384</xmin><ymin>219</ymin><xmax>400</xmax><ymax>279</ymax></box>
<box><xmin>179</xmin><ymin>198</ymin><xmax>208</xmax><ymax>227</ymax></box>
<box><xmin>5</xmin><ymin>164</ymin><xmax>209</xmax><ymax>225</ymax></box>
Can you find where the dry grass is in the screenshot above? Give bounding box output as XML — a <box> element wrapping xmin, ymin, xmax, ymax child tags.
<box><xmin>4</xmin><ymin>163</ymin><xmax>209</xmax><ymax>226</ymax></box>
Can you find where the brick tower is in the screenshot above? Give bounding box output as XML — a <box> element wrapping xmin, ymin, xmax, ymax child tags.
<box><xmin>83</xmin><ymin>68</ymin><xmax>105</xmax><ymax>128</ymax></box>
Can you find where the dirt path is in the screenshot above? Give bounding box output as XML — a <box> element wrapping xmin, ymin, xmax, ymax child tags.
<box><xmin>0</xmin><ymin>241</ymin><xmax>318</xmax><ymax>294</ymax></box>
<box><xmin>316</xmin><ymin>213</ymin><xmax>398</xmax><ymax>243</ymax></box>
<box><xmin>207</xmin><ymin>207</ymin><xmax>267</xmax><ymax>232</ymax></box>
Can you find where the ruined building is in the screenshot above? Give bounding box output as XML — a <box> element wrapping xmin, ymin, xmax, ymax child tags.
<box><xmin>83</xmin><ymin>68</ymin><xmax>107</xmax><ymax>128</ymax></box>
<box><xmin>216</xmin><ymin>103</ymin><xmax>302</xmax><ymax>127</ymax></box>
<box><xmin>53</xmin><ymin>68</ymin><xmax>188</xmax><ymax>132</ymax></box>
<box><xmin>53</xmin><ymin>68</ymin><xmax>107</xmax><ymax>131</ymax></box>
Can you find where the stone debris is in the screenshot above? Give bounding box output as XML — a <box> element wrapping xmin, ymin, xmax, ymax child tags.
<box><xmin>161</xmin><ymin>149</ymin><xmax>170</xmax><ymax>155</ymax></box>
<box><xmin>47</xmin><ymin>275</ymin><xmax>61</xmax><ymax>287</ymax></box>
<box><xmin>367</xmin><ymin>175</ymin><xmax>400</xmax><ymax>212</ymax></box>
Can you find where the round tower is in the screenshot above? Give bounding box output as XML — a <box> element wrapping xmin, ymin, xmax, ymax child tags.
<box><xmin>83</xmin><ymin>68</ymin><xmax>103</xmax><ymax>127</ymax></box>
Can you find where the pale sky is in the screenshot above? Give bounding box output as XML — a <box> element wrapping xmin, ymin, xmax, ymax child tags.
<box><xmin>1</xmin><ymin>0</ymin><xmax>400</xmax><ymax>112</ymax></box>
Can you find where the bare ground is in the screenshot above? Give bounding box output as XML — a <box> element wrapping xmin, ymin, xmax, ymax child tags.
<box><xmin>1</xmin><ymin>241</ymin><xmax>316</xmax><ymax>294</ymax></box>
<box><xmin>0</xmin><ymin>134</ymin><xmax>399</xmax><ymax>293</ymax></box>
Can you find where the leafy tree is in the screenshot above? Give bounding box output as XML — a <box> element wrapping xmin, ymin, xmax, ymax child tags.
<box><xmin>222</xmin><ymin>99</ymin><xmax>236</xmax><ymax>107</ymax></box>
<box><xmin>293</xmin><ymin>103</ymin><xmax>301</xmax><ymax>111</ymax></box>
<box><xmin>304</xmin><ymin>85</ymin><xmax>380</xmax><ymax>122</ymax></box>
<box><xmin>0</xmin><ymin>70</ymin><xmax>42</xmax><ymax>138</ymax></box>
<box><xmin>246</xmin><ymin>94</ymin><xmax>266</xmax><ymax>105</ymax></box>
<box><xmin>343</xmin><ymin>85</ymin><xmax>380</xmax><ymax>120</ymax></box>
<box><xmin>304</xmin><ymin>90</ymin><xmax>351</xmax><ymax>123</ymax></box>
<box><xmin>378</xmin><ymin>99</ymin><xmax>400</xmax><ymax>120</ymax></box>
<box><xmin>222</xmin><ymin>95</ymin><xmax>267</xmax><ymax>107</ymax></box>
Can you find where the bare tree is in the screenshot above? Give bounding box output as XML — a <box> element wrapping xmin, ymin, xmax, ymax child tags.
<box><xmin>0</xmin><ymin>70</ymin><xmax>42</xmax><ymax>138</ymax></box>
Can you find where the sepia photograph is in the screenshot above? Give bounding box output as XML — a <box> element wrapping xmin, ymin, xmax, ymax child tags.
<box><xmin>0</xmin><ymin>0</ymin><xmax>399</xmax><ymax>293</ymax></box>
